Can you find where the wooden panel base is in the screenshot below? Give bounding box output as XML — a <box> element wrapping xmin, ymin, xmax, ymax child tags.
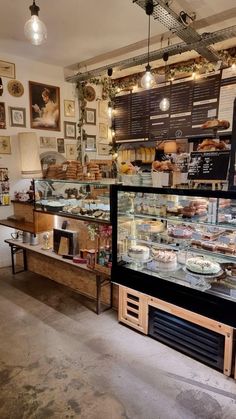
<box><xmin>118</xmin><ymin>286</ymin><xmax>148</xmax><ymax>334</ymax></box>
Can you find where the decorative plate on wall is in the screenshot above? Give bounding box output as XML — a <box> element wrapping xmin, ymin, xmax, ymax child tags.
<box><xmin>7</xmin><ymin>80</ymin><xmax>24</xmax><ymax>97</ymax></box>
<box><xmin>84</xmin><ymin>85</ymin><xmax>96</xmax><ymax>102</ymax></box>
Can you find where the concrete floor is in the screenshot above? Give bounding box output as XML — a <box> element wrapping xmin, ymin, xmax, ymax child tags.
<box><xmin>0</xmin><ymin>267</ymin><xmax>235</xmax><ymax>419</ymax></box>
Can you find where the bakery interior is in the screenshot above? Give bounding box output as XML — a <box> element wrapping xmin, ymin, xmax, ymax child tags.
<box><xmin>1</xmin><ymin>0</ymin><xmax>236</xmax><ymax>417</ymax></box>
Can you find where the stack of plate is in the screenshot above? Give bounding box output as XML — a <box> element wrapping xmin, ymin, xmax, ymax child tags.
<box><xmin>140</xmin><ymin>172</ymin><xmax>152</xmax><ymax>186</ymax></box>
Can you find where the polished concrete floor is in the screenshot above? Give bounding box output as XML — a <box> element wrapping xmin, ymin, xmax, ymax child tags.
<box><xmin>0</xmin><ymin>267</ymin><xmax>236</xmax><ymax>419</ymax></box>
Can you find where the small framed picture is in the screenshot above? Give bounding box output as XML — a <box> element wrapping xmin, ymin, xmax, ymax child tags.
<box><xmin>0</xmin><ymin>102</ymin><xmax>6</xmax><ymax>129</ymax></box>
<box><xmin>99</xmin><ymin>122</ymin><xmax>108</xmax><ymax>139</ymax></box>
<box><xmin>85</xmin><ymin>108</ymin><xmax>96</xmax><ymax>125</ymax></box>
<box><xmin>0</xmin><ymin>136</ymin><xmax>11</xmax><ymax>154</ymax></box>
<box><xmin>40</xmin><ymin>137</ymin><xmax>57</xmax><ymax>149</ymax></box>
<box><xmin>66</xmin><ymin>143</ymin><xmax>77</xmax><ymax>160</ymax></box>
<box><xmin>64</xmin><ymin>100</ymin><xmax>75</xmax><ymax>117</ymax></box>
<box><xmin>64</xmin><ymin>121</ymin><xmax>76</xmax><ymax>139</ymax></box>
<box><xmin>0</xmin><ymin>60</ymin><xmax>15</xmax><ymax>78</ymax></box>
<box><xmin>98</xmin><ymin>142</ymin><xmax>111</xmax><ymax>156</ymax></box>
<box><xmin>57</xmin><ymin>138</ymin><xmax>65</xmax><ymax>153</ymax></box>
<box><xmin>9</xmin><ymin>107</ymin><xmax>26</xmax><ymax>127</ymax></box>
<box><xmin>85</xmin><ymin>135</ymin><xmax>97</xmax><ymax>151</ymax></box>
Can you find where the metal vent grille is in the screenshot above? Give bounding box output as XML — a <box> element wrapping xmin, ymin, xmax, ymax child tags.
<box><xmin>148</xmin><ymin>307</ymin><xmax>225</xmax><ymax>371</ymax></box>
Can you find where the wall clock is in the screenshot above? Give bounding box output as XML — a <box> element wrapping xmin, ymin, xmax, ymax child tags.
<box><xmin>7</xmin><ymin>80</ymin><xmax>24</xmax><ymax>97</ymax></box>
<box><xmin>84</xmin><ymin>85</ymin><xmax>96</xmax><ymax>102</ymax></box>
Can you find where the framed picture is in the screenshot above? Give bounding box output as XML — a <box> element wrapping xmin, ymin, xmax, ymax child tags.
<box><xmin>85</xmin><ymin>135</ymin><xmax>96</xmax><ymax>151</ymax></box>
<box><xmin>9</xmin><ymin>107</ymin><xmax>26</xmax><ymax>127</ymax></box>
<box><xmin>40</xmin><ymin>137</ymin><xmax>57</xmax><ymax>149</ymax></box>
<box><xmin>85</xmin><ymin>108</ymin><xmax>96</xmax><ymax>125</ymax></box>
<box><xmin>98</xmin><ymin>142</ymin><xmax>111</xmax><ymax>156</ymax></box>
<box><xmin>99</xmin><ymin>122</ymin><xmax>108</xmax><ymax>139</ymax></box>
<box><xmin>0</xmin><ymin>102</ymin><xmax>6</xmax><ymax>129</ymax></box>
<box><xmin>29</xmin><ymin>81</ymin><xmax>60</xmax><ymax>131</ymax></box>
<box><xmin>98</xmin><ymin>100</ymin><xmax>108</xmax><ymax>118</ymax></box>
<box><xmin>64</xmin><ymin>100</ymin><xmax>75</xmax><ymax>117</ymax></box>
<box><xmin>64</xmin><ymin>121</ymin><xmax>76</xmax><ymax>139</ymax></box>
<box><xmin>0</xmin><ymin>60</ymin><xmax>15</xmax><ymax>78</ymax></box>
<box><xmin>0</xmin><ymin>136</ymin><xmax>11</xmax><ymax>154</ymax></box>
<box><xmin>57</xmin><ymin>138</ymin><xmax>65</xmax><ymax>153</ymax></box>
<box><xmin>66</xmin><ymin>144</ymin><xmax>77</xmax><ymax>160</ymax></box>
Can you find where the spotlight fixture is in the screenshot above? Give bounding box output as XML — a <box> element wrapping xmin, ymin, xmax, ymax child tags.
<box><xmin>141</xmin><ymin>0</ymin><xmax>155</xmax><ymax>89</ymax></box>
<box><xmin>24</xmin><ymin>0</ymin><xmax>47</xmax><ymax>46</ymax></box>
<box><xmin>159</xmin><ymin>52</ymin><xmax>170</xmax><ymax>112</ymax></box>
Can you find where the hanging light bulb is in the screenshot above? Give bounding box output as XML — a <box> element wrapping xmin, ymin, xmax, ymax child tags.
<box><xmin>24</xmin><ymin>1</ymin><xmax>47</xmax><ymax>46</ymax></box>
<box><xmin>140</xmin><ymin>1</ymin><xmax>155</xmax><ymax>89</ymax></box>
<box><xmin>160</xmin><ymin>97</ymin><xmax>170</xmax><ymax>112</ymax></box>
<box><xmin>141</xmin><ymin>64</ymin><xmax>155</xmax><ymax>89</ymax></box>
<box><xmin>159</xmin><ymin>52</ymin><xmax>170</xmax><ymax>111</ymax></box>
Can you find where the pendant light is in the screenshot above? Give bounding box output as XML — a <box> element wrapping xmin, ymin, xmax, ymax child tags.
<box><xmin>141</xmin><ymin>0</ymin><xmax>155</xmax><ymax>89</ymax></box>
<box><xmin>24</xmin><ymin>0</ymin><xmax>47</xmax><ymax>46</ymax></box>
<box><xmin>159</xmin><ymin>52</ymin><xmax>170</xmax><ymax>112</ymax></box>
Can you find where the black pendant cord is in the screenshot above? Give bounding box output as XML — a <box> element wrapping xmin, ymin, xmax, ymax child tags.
<box><xmin>147</xmin><ymin>14</ymin><xmax>151</xmax><ymax>67</ymax></box>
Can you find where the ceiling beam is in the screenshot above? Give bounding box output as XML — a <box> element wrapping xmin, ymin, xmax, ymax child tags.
<box><xmin>66</xmin><ymin>25</ymin><xmax>236</xmax><ymax>83</ymax></box>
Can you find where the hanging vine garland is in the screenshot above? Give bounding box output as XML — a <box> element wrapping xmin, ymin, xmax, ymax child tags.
<box><xmin>75</xmin><ymin>47</ymin><xmax>236</xmax><ymax>162</ymax></box>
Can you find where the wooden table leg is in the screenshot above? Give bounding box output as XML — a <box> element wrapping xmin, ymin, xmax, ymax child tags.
<box><xmin>96</xmin><ymin>275</ymin><xmax>101</xmax><ymax>315</ymax></box>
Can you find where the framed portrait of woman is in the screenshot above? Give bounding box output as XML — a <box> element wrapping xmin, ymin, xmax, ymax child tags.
<box><xmin>29</xmin><ymin>81</ymin><xmax>60</xmax><ymax>131</ymax></box>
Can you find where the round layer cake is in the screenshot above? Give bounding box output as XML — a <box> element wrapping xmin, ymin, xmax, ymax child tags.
<box><xmin>169</xmin><ymin>226</ymin><xmax>193</xmax><ymax>239</ymax></box>
<box><xmin>186</xmin><ymin>257</ymin><xmax>221</xmax><ymax>275</ymax></box>
<box><xmin>128</xmin><ymin>245</ymin><xmax>150</xmax><ymax>262</ymax></box>
<box><xmin>152</xmin><ymin>249</ymin><xmax>177</xmax><ymax>271</ymax></box>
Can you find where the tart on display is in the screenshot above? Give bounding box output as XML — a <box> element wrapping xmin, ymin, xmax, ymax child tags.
<box><xmin>84</xmin><ymin>85</ymin><xmax>96</xmax><ymax>102</ymax></box>
<box><xmin>7</xmin><ymin>79</ymin><xmax>24</xmax><ymax>97</ymax></box>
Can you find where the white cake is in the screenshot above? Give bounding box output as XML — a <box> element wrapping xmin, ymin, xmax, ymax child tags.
<box><xmin>186</xmin><ymin>257</ymin><xmax>221</xmax><ymax>275</ymax></box>
<box><xmin>152</xmin><ymin>249</ymin><xmax>177</xmax><ymax>271</ymax></box>
<box><xmin>128</xmin><ymin>245</ymin><xmax>150</xmax><ymax>262</ymax></box>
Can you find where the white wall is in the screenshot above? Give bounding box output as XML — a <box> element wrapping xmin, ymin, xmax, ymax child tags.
<box><xmin>0</xmin><ymin>52</ymin><xmax>78</xmax><ymax>267</ymax></box>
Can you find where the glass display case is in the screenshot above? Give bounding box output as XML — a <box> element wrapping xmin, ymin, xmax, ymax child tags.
<box><xmin>34</xmin><ymin>179</ymin><xmax>112</xmax><ymax>223</ymax></box>
<box><xmin>111</xmin><ymin>185</ymin><xmax>236</xmax><ymax>327</ymax></box>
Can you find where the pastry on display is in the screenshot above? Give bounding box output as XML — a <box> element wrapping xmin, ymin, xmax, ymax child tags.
<box><xmin>137</xmin><ymin>220</ymin><xmax>165</xmax><ymax>234</ymax></box>
<box><xmin>128</xmin><ymin>245</ymin><xmax>150</xmax><ymax>262</ymax></box>
<box><xmin>152</xmin><ymin>249</ymin><xmax>177</xmax><ymax>271</ymax></box>
<box><xmin>152</xmin><ymin>160</ymin><xmax>174</xmax><ymax>172</ymax></box>
<box><xmin>169</xmin><ymin>225</ymin><xmax>193</xmax><ymax>239</ymax></box>
<box><xmin>186</xmin><ymin>257</ymin><xmax>221</xmax><ymax>275</ymax></box>
<box><xmin>181</xmin><ymin>198</ymin><xmax>208</xmax><ymax>218</ymax></box>
<box><xmin>197</xmin><ymin>139</ymin><xmax>227</xmax><ymax>152</ymax></box>
<box><xmin>201</xmin><ymin>119</ymin><xmax>230</xmax><ymax>129</ymax></box>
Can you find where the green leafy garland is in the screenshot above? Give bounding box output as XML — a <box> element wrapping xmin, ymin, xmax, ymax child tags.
<box><xmin>75</xmin><ymin>47</ymin><xmax>236</xmax><ymax>162</ymax></box>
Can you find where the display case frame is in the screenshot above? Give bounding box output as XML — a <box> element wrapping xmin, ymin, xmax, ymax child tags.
<box><xmin>33</xmin><ymin>179</ymin><xmax>113</xmax><ymax>224</ymax></box>
<box><xmin>111</xmin><ymin>185</ymin><xmax>236</xmax><ymax>328</ymax></box>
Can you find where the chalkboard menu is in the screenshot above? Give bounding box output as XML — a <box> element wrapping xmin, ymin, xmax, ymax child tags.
<box><xmin>114</xmin><ymin>69</ymin><xmax>232</xmax><ymax>143</ymax></box>
<box><xmin>188</xmin><ymin>150</ymin><xmax>230</xmax><ymax>180</ymax></box>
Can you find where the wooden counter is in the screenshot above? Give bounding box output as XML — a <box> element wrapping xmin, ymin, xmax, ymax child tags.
<box><xmin>5</xmin><ymin>239</ymin><xmax>112</xmax><ymax>314</ymax></box>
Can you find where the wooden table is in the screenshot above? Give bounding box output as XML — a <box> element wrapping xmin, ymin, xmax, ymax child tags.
<box><xmin>5</xmin><ymin>239</ymin><xmax>112</xmax><ymax>315</ymax></box>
